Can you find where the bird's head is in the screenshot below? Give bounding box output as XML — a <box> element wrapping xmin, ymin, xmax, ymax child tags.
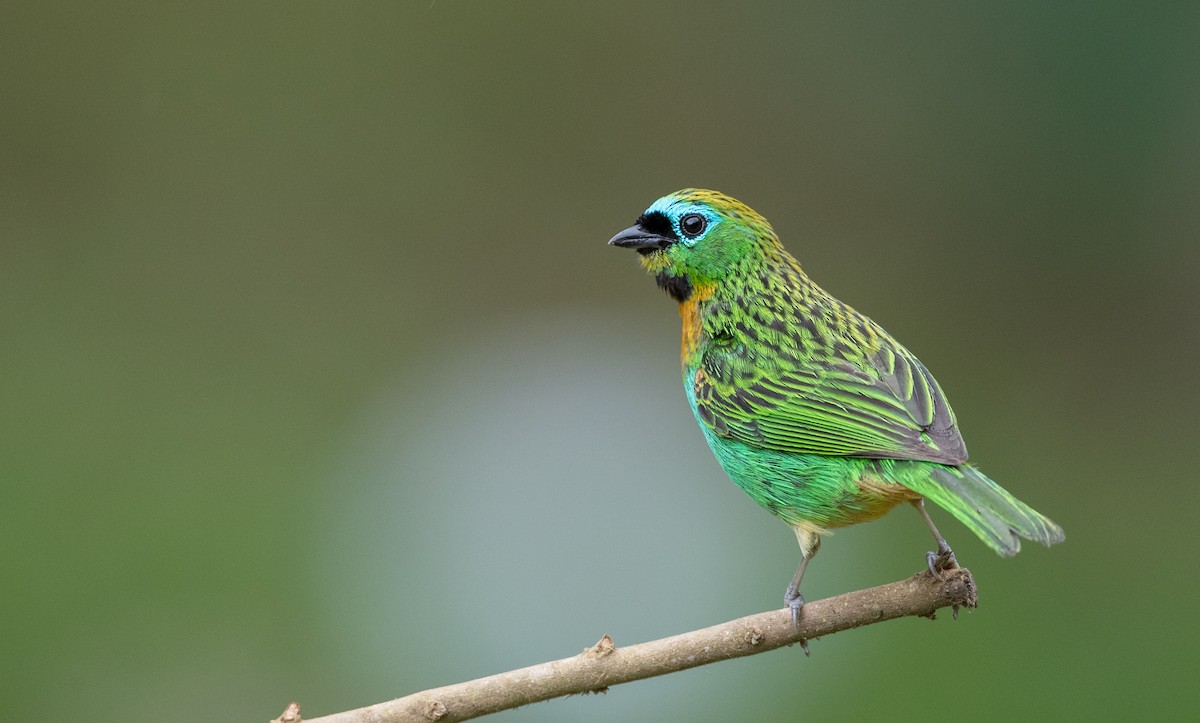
<box><xmin>608</xmin><ymin>189</ymin><xmax>776</xmax><ymax>302</ymax></box>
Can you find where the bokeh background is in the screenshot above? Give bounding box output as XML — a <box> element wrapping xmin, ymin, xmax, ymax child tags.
<box><xmin>3</xmin><ymin>2</ymin><xmax>1197</xmax><ymax>721</ymax></box>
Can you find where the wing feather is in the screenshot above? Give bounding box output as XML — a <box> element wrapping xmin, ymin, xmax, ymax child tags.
<box><xmin>693</xmin><ymin>329</ymin><xmax>968</xmax><ymax>464</ymax></box>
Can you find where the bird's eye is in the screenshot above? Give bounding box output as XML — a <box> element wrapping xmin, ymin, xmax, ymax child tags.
<box><xmin>680</xmin><ymin>213</ymin><xmax>707</xmax><ymax>238</ymax></box>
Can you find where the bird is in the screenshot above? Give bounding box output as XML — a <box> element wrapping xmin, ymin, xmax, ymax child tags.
<box><xmin>608</xmin><ymin>188</ymin><xmax>1064</xmax><ymax>622</ymax></box>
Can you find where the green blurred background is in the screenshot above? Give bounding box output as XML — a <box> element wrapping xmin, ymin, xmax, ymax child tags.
<box><xmin>3</xmin><ymin>2</ymin><xmax>1197</xmax><ymax>721</ymax></box>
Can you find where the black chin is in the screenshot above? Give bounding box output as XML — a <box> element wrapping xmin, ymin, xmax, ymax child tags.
<box><xmin>655</xmin><ymin>272</ymin><xmax>693</xmax><ymax>302</ymax></box>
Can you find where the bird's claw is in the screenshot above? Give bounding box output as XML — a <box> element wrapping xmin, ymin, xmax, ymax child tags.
<box><xmin>785</xmin><ymin>590</ymin><xmax>811</xmax><ymax>654</ymax></box>
<box><xmin>925</xmin><ymin>544</ymin><xmax>958</xmax><ymax>581</ymax></box>
<box><xmin>785</xmin><ymin>590</ymin><xmax>805</xmax><ymax>626</ymax></box>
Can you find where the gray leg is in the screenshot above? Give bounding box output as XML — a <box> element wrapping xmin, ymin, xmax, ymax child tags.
<box><xmin>784</xmin><ymin>555</ymin><xmax>810</xmax><ymax>624</ymax></box>
<box><xmin>912</xmin><ymin>498</ymin><xmax>957</xmax><ymax>579</ymax></box>
<box><xmin>784</xmin><ymin>533</ymin><xmax>820</xmax><ymax>625</ymax></box>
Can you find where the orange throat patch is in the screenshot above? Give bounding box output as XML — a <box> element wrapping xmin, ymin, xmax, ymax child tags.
<box><xmin>678</xmin><ymin>283</ymin><xmax>716</xmax><ymax>363</ymax></box>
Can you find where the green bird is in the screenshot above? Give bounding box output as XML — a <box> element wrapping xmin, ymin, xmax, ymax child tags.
<box><xmin>609</xmin><ymin>189</ymin><xmax>1064</xmax><ymax>620</ymax></box>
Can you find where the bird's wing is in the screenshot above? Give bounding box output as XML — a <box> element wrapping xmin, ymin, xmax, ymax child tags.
<box><xmin>692</xmin><ymin>341</ymin><xmax>969</xmax><ymax>464</ymax></box>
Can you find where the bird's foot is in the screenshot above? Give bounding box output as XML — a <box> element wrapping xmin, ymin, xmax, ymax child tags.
<box><xmin>924</xmin><ymin>543</ymin><xmax>958</xmax><ymax>581</ymax></box>
<box><xmin>784</xmin><ymin>589</ymin><xmax>805</xmax><ymax>626</ymax></box>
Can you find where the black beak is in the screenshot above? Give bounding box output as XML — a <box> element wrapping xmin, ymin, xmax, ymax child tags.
<box><xmin>608</xmin><ymin>224</ymin><xmax>674</xmax><ymax>255</ymax></box>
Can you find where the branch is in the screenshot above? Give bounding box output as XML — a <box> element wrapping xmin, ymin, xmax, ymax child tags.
<box><xmin>296</xmin><ymin>568</ymin><xmax>976</xmax><ymax>723</ymax></box>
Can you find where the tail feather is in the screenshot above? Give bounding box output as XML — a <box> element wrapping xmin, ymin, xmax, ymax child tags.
<box><xmin>905</xmin><ymin>464</ymin><xmax>1065</xmax><ymax>557</ymax></box>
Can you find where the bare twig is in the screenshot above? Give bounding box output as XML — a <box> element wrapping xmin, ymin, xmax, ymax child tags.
<box><xmin>303</xmin><ymin>568</ymin><xmax>976</xmax><ymax>723</ymax></box>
